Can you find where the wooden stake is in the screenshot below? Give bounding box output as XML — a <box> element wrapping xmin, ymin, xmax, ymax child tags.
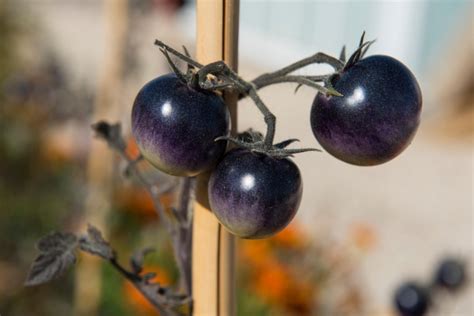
<box><xmin>193</xmin><ymin>1</ymin><xmax>239</xmax><ymax>315</ymax></box>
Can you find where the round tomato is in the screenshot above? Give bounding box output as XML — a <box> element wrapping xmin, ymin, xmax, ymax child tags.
<box><xmin>208</xmin><ymin>149</ymin><xmax>302</xmax><ymax>239</ymax></box>
<box><xmin>311</xmin><ymin>55</ymin><xmax>422</xmax><ymax>166</ymax></box>
<box><xmin>132</xmin><ymin>74</ymin><xmax>230</xmax><ymax>176</ymax></box>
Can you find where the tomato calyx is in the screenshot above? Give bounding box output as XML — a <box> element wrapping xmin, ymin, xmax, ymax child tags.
<box><xmin>216</xmin><ymin>129</ymin><xmax>321</xmax><ymax>158</ymax></box>
<box><xmin>316</xmin><ymin>32</ymin><xmax>375</xmax><ymax>98</ymax></box>
<box><xmin>343</xmin><ymin>31</ymin><xmax>376</xmax><ymax>71</ymax></box>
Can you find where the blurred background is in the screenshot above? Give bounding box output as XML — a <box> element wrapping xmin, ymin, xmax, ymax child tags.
<box><xmin>0</xmin><ymin>0</ymin><xmax>472</xmax><ymax>315</ymax></box>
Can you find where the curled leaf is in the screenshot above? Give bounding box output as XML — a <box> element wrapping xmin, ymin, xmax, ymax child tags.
<box><xmin>25</xmin><ymin>232</ymin><xmax>78</xmax><ymax>286</ymax></box>
<box><xmin>79</xmin><ymin>224</ymin><xmax>115</xmax><ymax>260</ymax></box>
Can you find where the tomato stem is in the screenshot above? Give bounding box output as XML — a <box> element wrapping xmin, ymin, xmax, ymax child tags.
<box><xmin>154</xmin><ymin>33</ymin><xmax>376</xmax><ymax>154</ymax></box>
<box><xmin>91</xmin><ymin>121</ymin><xmax>194</xmax><ymax>309</ymax></box>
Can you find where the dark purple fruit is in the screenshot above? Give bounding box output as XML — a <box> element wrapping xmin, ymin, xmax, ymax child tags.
<box><xmin>208</xmin><ymin>149</ymin><xmax>302</xmax><ymax>239</ymax></box>
<box><xmin>310</xmin><ymin>55</ymin><xmax>422</xmax><ymax>166</ymax></box>
<box><xmin>131</xmin><ymin>74</ymin><xmax>230</xmax><ymax>176</ymax></box>
<box><xmin>394</xmin><ymin>282</ymin><xmax>430</xmax><ymax>316</ymax></box>
<box><xmin>434</xmin><ymin>258</ymin><xmax>466</xmax><ymax>291</ymax></box>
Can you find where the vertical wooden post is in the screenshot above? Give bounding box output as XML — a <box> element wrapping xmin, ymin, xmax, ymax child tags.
<box><xmin>219</xmin><ymin>3</ymin><xmax>239</xmax><ymax>316</ymax></box>
<box><xmin>192</xmin><ymin>1</ymin><xmax>239</xmax><ymax>315</ymax></box>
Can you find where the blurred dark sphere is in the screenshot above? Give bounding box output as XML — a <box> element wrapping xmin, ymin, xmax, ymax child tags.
<box><xmin>394</xmin><ymin>282</ymin><xmax>430</xmax><ymax>316</ymax></box>
<box><xmin>434</xmin><ymin>258</ymin><xmax>466</xmax><ymax>291</ymax></box>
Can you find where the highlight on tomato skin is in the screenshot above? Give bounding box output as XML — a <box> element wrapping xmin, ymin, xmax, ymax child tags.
<box><xmin>310</xmin><ymin>55</ymin><xmax>422</xmax><ymax>166</ymax></box>
<box><xmin>131</xmin><ymin>73</ymin><xmax>230</xmax><ymax>177</ymax></box>
<box><xmin>208</xmin><ymin>148</ymin><xmax>302</xmax><ymax>239</ymax></box>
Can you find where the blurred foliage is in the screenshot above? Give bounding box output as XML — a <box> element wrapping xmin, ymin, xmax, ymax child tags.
<box><xmin>236</xmin><ymin>223</ymin><xmax>369</xmax><ymax>316</ymax></box>
<box><xmin>0</xmin><ymin>3</ymin><xmax>87</xmax><ymax>315</ymax></box>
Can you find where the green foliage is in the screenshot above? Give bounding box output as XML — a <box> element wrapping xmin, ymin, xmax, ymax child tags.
<box><xmin>237</xmin><ymin>289</ymin><xmax>274</xmax><ymax>316</ymax></box>
<box><xmin>100</xmin><ymin>263</ymin><xmax>130</xmax><ymax>316</ymax></box>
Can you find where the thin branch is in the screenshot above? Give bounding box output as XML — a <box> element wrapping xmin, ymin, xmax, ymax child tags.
<box><xmin>173</xmin><ymin>177</ymin><xmax>195</xmax><ymax>297</ymax></box>
<box><xmin>92</xmin><ymin>122</ymin><xmax>192</xmax><ymax>313</ymax></box>
<box><xmin>251</xmin><ymin>52</ymin><xmax>344</xmax><ymax>87</ymax></box>
<box><xmin>191</xmin><ymin>61</ymin><xmax>280</xmax><ymax>148</ymax></box>
<box><xmin>160</xmin><ymin>48</ymin><xmax>187</xmax><ymax>83</ymax></box>
<box><xmin>109</xmin><ymin>255</ymin><xmax>181</xmax><ymax>316</ymax></box>
<box><xmin>248</xmin><ymin>89</ymin><xmax>276</xmax><ymax>148</ymax></box>
<box><xmin>115</xmin><ymin>147</ymin><xmax>193</xmax><ymax>300</ymax></box>
<box><xmin>252</xmin><ymin>75</ymin><xmax>334</xmax><ymax>95</ymax></box>
<box><xmin>155</xmin><ymin>39</ymin><xmax>203</xmax><ymax>69</ymax></box>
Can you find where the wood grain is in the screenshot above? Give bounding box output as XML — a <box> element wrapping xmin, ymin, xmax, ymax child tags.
<box><xmin>193</xmin><ymin>0</ymin><xmax>239</xmax><ymax>315</ymax></box>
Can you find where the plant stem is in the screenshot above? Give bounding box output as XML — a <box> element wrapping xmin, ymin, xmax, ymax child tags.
<box><xmin>155</xmin><ymin>40</ymin><xmax>346</xmax><ymax>149</ymax></box>
<box><xmin>173</xmin><ymin>177</ymin><xmax>195</xmax><ymax>297</ymax></box>
<box><xmin>100</xmin><ymin>128</ymin><xmax>192</xmax><ymax>313</ymax></box>
<box><xmin>252</xmin><ymin>74</ymin><xmax>332</xmax><ymax>94</ymax></box>
<box><xmin>155</xmin><ymin>39</ymin><xmax>203</xmax><ymax>69</ymax></box>
<box><xmin>109</xmin><ymin>257</ymin><xmax>179</xmax><ymax>316</ymax></box>
<box><xmin>253</xmin><ymin>51</ymin><xmax>343</xmax><ymax>83</ymax></box>
<box><xmin>117</xmin><ymin>151</ymin><xmax>194</xmax><ymax>297</ymax></box>
<box><xmin>247</xmin><ymin>89</ymin><xmax>276</xmax><ymax>148</ymax></box>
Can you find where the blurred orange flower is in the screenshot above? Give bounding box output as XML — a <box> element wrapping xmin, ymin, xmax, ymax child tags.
<box><xmin>115</xmin><ymin>186</ymin><xmax>174</xmax><ymax>219</ymax></box>
<box><xmin>239</xmin><ymin>240</ymin><xmax>272</xmax><ymax>268</ymax></box>
<box><xmin>126</xmin><ymin>136</ymin><xmax>141</xmax><ymax>160</ymax></box>
<box><xmin>40</xmin><ymin>123</ymin><xmax>88</xmax><ymax>163</ymax></box>
<box><xmin>271</xmin><ymin>223</ymin><xmax>308</xmax><ymax>249</ymax></box>
<box><xmin>253</xmin><ymin>262</ymin><xmax>291</xmax><ymax>303</ymax></box>
<box><xmin>239</xmin><ymin>223</ymin><xmax>315</xmax><ymax>314</ymax></box>
<box><xmin>348</xmin><ymin>222</ymin><xmax>377</xmax><ymax>252</ymax></box>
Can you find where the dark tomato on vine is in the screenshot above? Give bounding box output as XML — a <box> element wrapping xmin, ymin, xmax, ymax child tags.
<box><xmin>310</xmin><ymin>55</ymin><xmax>422</xmax><ymax>166</ymax></box>
<box><xmin>131</xmin><ymin>74</ymin><xmax>230</xmax><ymax>177</ymax></box>
<box><xmin>394</xmin><ymin>282</ymin><xmax>430</xmax><ymax>316</ymax></box>
<box><xmin>208</xmin><ymin>149</ymin><xmax>302</xmax><ymax>239</ymax></box>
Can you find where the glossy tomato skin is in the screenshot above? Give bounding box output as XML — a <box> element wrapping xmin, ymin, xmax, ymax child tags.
<box><xmin>208</xmin><ymin>149</ymin><xmax>302</xmax><ymax>239</ymax></box>
<box><xmin>132</xmin><ymin>74</ymin><xmax>230</xmax><ymax>176</ymax></box>
<box><xmin>310</xmin><ymin>55</ymin><xmax>422</xmax><ymax>166</ymax></box>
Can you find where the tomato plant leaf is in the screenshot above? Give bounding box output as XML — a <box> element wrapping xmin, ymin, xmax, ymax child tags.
<box><xmin>79</xmin><ymin>224</ymin><xmax>115</xmax><ymax>260</ymax></box>
<box><xmin>25</xmin><ymin>232</ymin><xmax>78</xmax><ymax>286</ymax></box>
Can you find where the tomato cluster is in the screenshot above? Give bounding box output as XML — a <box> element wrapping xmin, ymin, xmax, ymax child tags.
<box><xmin>131</xmin><ymin>43</ymin><xmax>422</xmax><ymax>239</ymax></box>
